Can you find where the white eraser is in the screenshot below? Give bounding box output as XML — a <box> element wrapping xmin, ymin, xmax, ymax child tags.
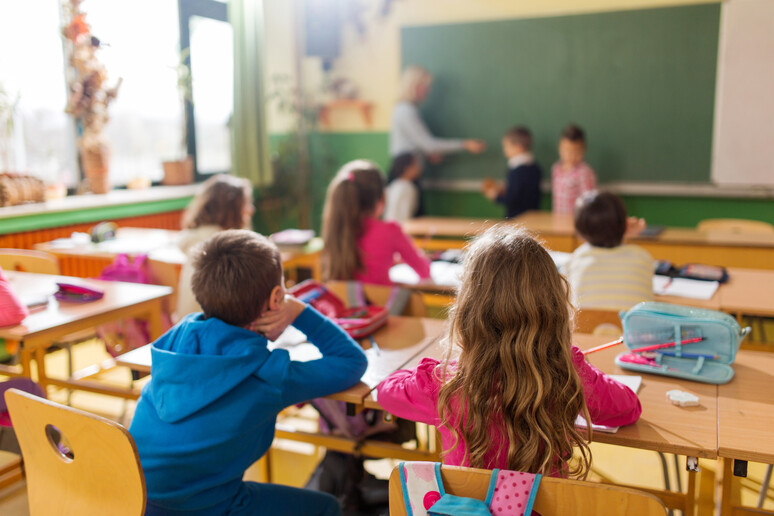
<box><xmin>666</xmin><ymin>390</ymin><xmax>699</xmax><ymax>407</ymax></box>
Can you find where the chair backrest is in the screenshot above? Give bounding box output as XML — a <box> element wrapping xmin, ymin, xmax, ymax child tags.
<box><xmin>697</xmin><ymin>218</ymin><xmax>774</xmax><ymax>234</ymax></box>
<box><xmin>0</xmin><ymin>249</ymin><xmax>60</xmax><ymax>274</ymax></box>
<box><xmin>4</xmin><ymin>388</ymin><xmax>146</xmax><ymax>516</ymax></box>
<box><xmin>574</xmin><ymin>308</ymin><xmax>623</xmax><ymax>336</ymax></box>
<box><xmin>326</xmin><ymin>281</ymin><xmax>427</xmax><ymax>317</ymax></box>
<box><xmin>388</xmin><ymin>464</ymin><xmax>667</xmax><ymax>516</ymax></box>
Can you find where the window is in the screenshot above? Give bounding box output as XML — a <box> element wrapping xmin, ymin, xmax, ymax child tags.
<box><xmin>88</xmin><ymin>0</ymin><xmax>184</xmax><ymax>186</ymax></box>
<box><xmin>0</xmin><ymin>1</ymin><xmax>78</xmax><ymax>186</ymax></box>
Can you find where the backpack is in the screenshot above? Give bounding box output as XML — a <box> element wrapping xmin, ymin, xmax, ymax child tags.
<box><xmin>398</xmin><ymin>461</ymin><xmax>542</xmax><ymax>516</ymax></box>
<box><xmin>96</xmin><ymin>254</ymin><xmax>170</xmax><ymax>358</ymax></box>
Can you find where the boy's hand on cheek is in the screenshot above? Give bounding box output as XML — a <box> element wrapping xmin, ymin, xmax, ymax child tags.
<box><xmin>249</xmin><ymin>295</ymin><xmax>306</xmax><ymax>341</ymax></box>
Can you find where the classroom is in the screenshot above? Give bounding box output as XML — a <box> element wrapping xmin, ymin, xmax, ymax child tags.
<box><xmin>1</xmin><ymin>0</ymin><xmax>773</xmax><ymax>514</ymax></box>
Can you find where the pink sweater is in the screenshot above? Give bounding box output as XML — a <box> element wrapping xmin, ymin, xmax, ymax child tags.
<box><xmin>0</xmin><ymin>267</ymin><xmax>28</xmax><ymax>327</ymax></box>
<box><xmin>355</xmin><ymin>218</ymin><xmax>431</xmax><ymax>286</ymax></box>
<box><xmin>377</xmin><ymin>345</ymin><xmax>641</xmax><ymax>471</ymax></box>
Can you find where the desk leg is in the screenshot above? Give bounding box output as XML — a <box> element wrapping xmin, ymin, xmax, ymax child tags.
<box><xmin>685</xmin><ymin>464</ymin><xmax>696</xmax><ymax>516</ymax></box>
<box><xmin>148</xmin><ymin>302</ymin><xmax>164</xmax><ymax>341</ymax></box>
<box><xmin>19</xmin><ymin>348</ymin><xmax>32</xmax><ymax>378</ymax></box>
<box><xmin>34</xmin><ymin>348</ymin><xmax>48</xmax><ymax>394</ymax></box>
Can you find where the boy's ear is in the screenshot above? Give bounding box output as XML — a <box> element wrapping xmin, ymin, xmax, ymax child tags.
<box><xmin>268</xmin><ymin>285</ymin><xmax>284</xmax><ymax>311</ymax></box>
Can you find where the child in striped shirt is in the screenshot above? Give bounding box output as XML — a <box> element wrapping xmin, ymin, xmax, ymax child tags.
<box><xmin>552</xmin><ymin>124</ymin><xmax>597</xmax><ymax>214</ymax></box>
<box><xmin>562</xmin><ymin>190</ymin><xmax>653</xmax><ymax>311</ymax></box>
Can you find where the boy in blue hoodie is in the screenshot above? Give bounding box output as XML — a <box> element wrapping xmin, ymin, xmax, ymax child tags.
<box><xmin>129</xmin><ymin>230</ymin><xmax>368</xmax><ymax>515</ymax></box>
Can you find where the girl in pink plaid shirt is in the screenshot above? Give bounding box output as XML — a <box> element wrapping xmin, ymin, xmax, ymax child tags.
<box><xmin>552</xmin><ymin>125</ymin><xmax>597</xmax><ymax>214</ymax></box>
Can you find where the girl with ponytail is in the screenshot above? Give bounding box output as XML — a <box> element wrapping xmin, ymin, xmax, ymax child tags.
<box><xmin>321</xmin><ymin>160</ymin><xmax>430</xmax><ymax>285</ymax></box>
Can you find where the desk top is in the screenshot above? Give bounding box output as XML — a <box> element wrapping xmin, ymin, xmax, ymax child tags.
<box><xmin>718</xmin><ymin>350</ymin><xmax>774</xmax><ymax>463</ymax></box>
<box><xmin>719</xmin><ymin>268</ymin><xmax>774</xmax><ymax>317</ymax></box>
<box><xmin>117</xmin><ymin>316</ymin><xmax>447</xmax><ymax>406</ymax></box>
<box><xmin>404</xmin><ymin>212</ymin><xmax>774</xmax><ymax>250</ymax></box>
<box><xmin>35</xmin><ymin>227</ymin><xmax>322</xmax><ymax>266</ymax></box>
<box><xmin>0</xmin><ymin>271</ymin><xmax>172</xmax><ymax>341</ymax></box>
<box><xmin>372</xmin><ymin>332</ymin><xmax>719</xmax><ymax>458</ymax></box>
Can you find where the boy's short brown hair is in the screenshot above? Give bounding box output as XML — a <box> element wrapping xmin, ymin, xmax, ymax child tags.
<box><xmin>191</xmin><ymin>230</ymin><xmax>282</xmax><ymax>327</ymax></box>
<box><xmin>561</xmin><ymin>124</ymin><xmax>586</xmax><ymax>145</ymax></box>
<box><xmin>574</xmin><ymin>190</ymin><xmax>627</xmax><ymax>248</ymax></box>
<box><xmin>503</xmin><ymin>126</ymin><xmax>533</xmax><ymax>151</ymax></box>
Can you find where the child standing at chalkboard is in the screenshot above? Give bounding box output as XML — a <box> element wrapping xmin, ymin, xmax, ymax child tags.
<box><xmin>552</xmin><ymin>124</ymin><xmax>597</xmax><ymax>215</ymax></box>
<box><xmin>482</xmin><ymin>126</ymin><xmax>542</xmax><ymax>218</ymax></box>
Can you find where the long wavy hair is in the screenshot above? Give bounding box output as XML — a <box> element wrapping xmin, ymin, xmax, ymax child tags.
<box><xmin>321</xmin><ymin>160</ymin><xmax>386</xmax><ymax>281</ymax></box>
<box><xmin>437</xmin><ymin>225</ymin><xmax>592</xmax><ymax>477</ymax></box>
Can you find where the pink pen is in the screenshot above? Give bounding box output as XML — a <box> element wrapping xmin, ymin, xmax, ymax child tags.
<box><xmin>619</xmin><ymin>352</ymin><xmax>678</xmax><ymax>371</ymax></box>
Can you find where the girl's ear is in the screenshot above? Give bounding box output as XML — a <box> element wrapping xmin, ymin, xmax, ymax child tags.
<box><xmin>268</xmin><ymin>284</ymin><xmax>284</xmax><ymax>311</ymax></box>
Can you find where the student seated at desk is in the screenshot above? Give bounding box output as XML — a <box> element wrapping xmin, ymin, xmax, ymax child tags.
<box><xmin>552</xmin><ymin>124</ymin><xmax>597</xmax><ymax>215</ymax></box>
<box><xmin>322</xmin><ymin>159</ymin><xmax>431</xmax><ymax>285</ymax></box>
<box><xmin>384</xmin><ymin>152</ymin><xmax>422</xmax><ymax>223</ymax></box>
<box><xmin>175</xmin><ymin>174</ymin><xmax>254</xmax><ymax>320</ymax></box>
<box><xmin>562</xmin><ymin>190</ymin><xmax>653</xmax><ymax>311</ymax></box>
<box><xmin>130</xmin><ymin>230</ymin><xmax>368</xmax><ymax>516</ymax></box>
<box><xmin>377</xmin><ymin>226</ymin><xmax>641</xmax><ymax>475</ymax></box>
<box><xmin>482</xmin><ymin>126</ymin><xmax>542</xmax><ymax>218</ymax></box>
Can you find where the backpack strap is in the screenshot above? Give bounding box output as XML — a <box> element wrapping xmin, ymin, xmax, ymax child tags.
<box><xmin>398</xmin><ymin>462</ymin><xmax>445</xmax><ymax>516</ymax></box>
<box><xmin>489</xmin><ymin>469</ymin><xmax>542</xmax><ymax>516</ymax></box>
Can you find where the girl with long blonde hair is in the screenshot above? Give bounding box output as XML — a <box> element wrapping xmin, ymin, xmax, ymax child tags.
<box><xmin>377</xmin><ymin>225</ymin><xmax>641</xmax><ymax>475</ymax></box>
<box><xmin>321</xmin><ymin>160</ymin><xmax>430</xmax><ymax>285</ymax></box>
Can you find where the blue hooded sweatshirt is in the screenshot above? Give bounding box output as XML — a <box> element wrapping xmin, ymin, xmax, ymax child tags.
<box><xmin>129</xmin><ymin>307</ymin><xmax>368</xmax><ymax>515</ymax></box>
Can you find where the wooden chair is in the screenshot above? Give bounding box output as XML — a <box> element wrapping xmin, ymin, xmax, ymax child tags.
<box><xmin>4</xmin><ymin>388</ymin><xmax>146</xmax><ymax>515</ymax></box>
<box><xmin>326</xmin><ymin>281</ymin><xmax>428</xmax><ymax>317</ymax></box>
<box><xmin>574</xmin><ymin>308</ymin><xmax>623</xmax><ymax>336</ymax></box>
<box><xmin>697</xmin><ymin>218</ymin><xmax>774</xmax><ymax>234</ymax></box>
<box><xmin>0</xmin><ymin>248</ymin><xmax>60</xmax><ymax>274</ymax></box>
<box><xmin>388</xmin><ymin>464</ymin><xmax>668</xmax><ymax>516</ymax></box>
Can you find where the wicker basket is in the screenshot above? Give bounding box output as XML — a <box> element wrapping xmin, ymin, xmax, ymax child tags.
<box><xmin>82</xmin><ymin>145</ymin><xmax>111</xmax><ymax>194</ymax></box>
<box><xmin>162</xmin><ymin>157</ymin><xmax>194</xmax><ymax>185</ymax></box>
<box><xmin>0</xmin><ymin>173</ymin><xmax>45</xmax><ymax>207</ymax></box>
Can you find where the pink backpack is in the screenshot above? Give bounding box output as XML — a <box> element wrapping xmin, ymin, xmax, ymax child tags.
<box><xmin>97</xmin><ymin>254</ymin><xmax>170</xmax><ymax>357</ymax></box>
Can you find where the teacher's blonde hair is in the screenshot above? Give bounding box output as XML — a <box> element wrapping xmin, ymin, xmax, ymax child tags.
<box><xmin>398</xmin><ymin>65</ymin><xmax>432</xmax><ymax>103</ymax></box>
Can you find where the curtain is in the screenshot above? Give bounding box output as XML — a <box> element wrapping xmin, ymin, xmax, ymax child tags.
<box><xmin>229</xmin><ymin>0</ymin><xmax>272</xmax><ymax>186</ymax></box>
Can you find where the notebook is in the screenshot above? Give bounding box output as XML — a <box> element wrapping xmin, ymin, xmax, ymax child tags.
<box><xmin>575</xmin><ymin>375</ymin><xmax>642</xmax><ymax>434</ymax></box>
<box><xmin>652</xmin><ymin>275</ymin><xmax>720</xmax><ymax>300</ymax></box>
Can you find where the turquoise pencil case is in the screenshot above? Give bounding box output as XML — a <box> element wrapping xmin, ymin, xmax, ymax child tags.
<box><xmin>615</xmin><ymin>302</ymin><xmax>751</xmax><ymax>384</ymax></box>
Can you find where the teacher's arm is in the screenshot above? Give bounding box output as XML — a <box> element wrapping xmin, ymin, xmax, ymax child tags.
<box><xmin>394</xmin><ymin>103</ymin><xmax>482</xmax><ymax>155</ymax></box>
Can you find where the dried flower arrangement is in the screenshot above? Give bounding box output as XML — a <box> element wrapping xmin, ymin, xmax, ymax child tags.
<box><xmin>62</xmin><ymin>0</ymin><xmax>121</xmax><ymax>193</ymax></box>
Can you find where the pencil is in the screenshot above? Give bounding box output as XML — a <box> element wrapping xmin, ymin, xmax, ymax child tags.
<box><xmin>630</xmin><ymin>337</ymin><xmax>704</xmax><ymax>353</ymax></box>
<box><xmin>369</xmin><ymin>335</ymin><xmax>381</xmax><ymax>356</ymax></box>
<box><xmin>582</xmin><ymin>337</ymin><xmax>624</xmax><ymax>355</ymax></box>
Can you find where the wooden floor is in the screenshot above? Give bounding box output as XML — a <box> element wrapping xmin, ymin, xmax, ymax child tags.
<box><xmin>1</xmin><ymin>341</ymin><xmax>773</xmax><ymax>515</ymax></box>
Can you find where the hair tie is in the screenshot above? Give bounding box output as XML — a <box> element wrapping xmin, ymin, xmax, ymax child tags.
<box><xmin>347</xmin><ymin>172</ymin><xmax>355</xmax><ymax>181</ymax></box>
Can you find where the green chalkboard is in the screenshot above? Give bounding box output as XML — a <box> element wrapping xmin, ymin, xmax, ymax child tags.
<box><xmin>401</xmin><ymin>4</ymin><xmax>720</xmax><ymax>183</ymax></box>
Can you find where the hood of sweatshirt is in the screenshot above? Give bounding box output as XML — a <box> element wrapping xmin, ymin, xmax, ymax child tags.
<box><xmin>146</xmin><ymin>313</ymin><xmax>287</xmax><ymax>423</ymax></box>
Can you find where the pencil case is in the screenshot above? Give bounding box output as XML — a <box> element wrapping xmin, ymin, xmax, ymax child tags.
<box><xmin>615</xmin><ymin>302</ymin><xmax>750</xmax><ymax>384</ymax></box>
<box><xmin>288</xmin><ymin>280</ymin><xmax>388</xmax><ymax>339</ymax></box>
<box><xmin>54</xmin><ymin>282</ymin><xmax>104</xmax><ymax>303</ymax></box>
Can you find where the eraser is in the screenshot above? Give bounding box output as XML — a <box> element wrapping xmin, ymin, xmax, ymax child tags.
<box><xmin>666</xmin><ymin>390</ymin><xmax>699</xmax><ymax>407</ymax></box>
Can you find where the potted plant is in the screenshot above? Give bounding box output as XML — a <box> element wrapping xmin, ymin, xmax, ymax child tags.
<box><xmin>162</xmin><ymin>48</ymin><xmax>194</xmax><ymax>185</ymax></box>
<box><xmin>62</xmin><ymin>0</ymin><xmax>121</xmax><ymax>194</ymax></box>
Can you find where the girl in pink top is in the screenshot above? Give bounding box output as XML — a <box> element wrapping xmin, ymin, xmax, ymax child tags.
<box><xmin>0</xmin><ymin>266</ymin><xmax>28</xmax><ymax>327</ymax></box>
<box><xmin>322</xmin><ymin>160</ymin><xmax>430</xmax><ymax>285</ymax></box>
<box><xmin>377</xmin><ymin>225</ymin><xmax>641</xmax><ymax>477</ymax></box>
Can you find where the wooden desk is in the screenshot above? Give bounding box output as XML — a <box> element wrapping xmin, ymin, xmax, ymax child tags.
<box><xmin>0</xmin><ymin>271</ymin><xmax>171</xmax><ymax>399</ymax></box>
<box><xmin>117</xmin><ymin>316</ymin><xmax>447</xmax><ymax>406</ymax></box>
<box><xmin>405</xmin><ymin>212</ymin><xmax>774</xmax><ymax>269</ymax></box>
<box><xmin>720</xmin><ymin>268</ymin><xmax>774</xmax><ymax>318</ymax></box>
<box><xmin>717</xmin><ymin>351</ymin><xmax>774</xmax><ymax>515</ymax></box>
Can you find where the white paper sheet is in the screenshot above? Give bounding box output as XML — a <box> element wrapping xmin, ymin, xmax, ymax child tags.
<box><xmin>652</xmin><ymin>275</ymin><xmax>719</xmax><ymax>300</ymax></box>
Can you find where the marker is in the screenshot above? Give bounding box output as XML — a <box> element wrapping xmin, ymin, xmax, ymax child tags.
<box><xmin>647</xmin><ymin>351</ymin><xmax>718</xmax><ymax>360</ymax></box>
<box><xmin>630</xmin><ymin>337</ymin><xmax>704</xmax><ymax>353</ymax></box>
<box><xmin>582</xmin><ymin>337</ymin><xmax>624</xmax><ymax>355</ymax></box>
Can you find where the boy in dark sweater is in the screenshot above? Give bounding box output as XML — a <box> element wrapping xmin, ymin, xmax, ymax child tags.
<box><xmin>482</xmin><ymin>126</ymin><xmax>542</xmax><ymax>218</ymax></box>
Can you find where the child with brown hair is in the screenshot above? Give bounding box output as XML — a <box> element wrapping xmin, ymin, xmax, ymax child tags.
<box><xmin>563</xmin><ymin>190</ymin><xmax>653</xmax><ymax>310</ymax></box>
<box><xmin>552</xmin><ymin>124</ymin><xmax>597</xmax><ymax>214</ymax></box>
<box><xmin>130</xmin><ymin>230</ymin><xmax>367</xmax><ymax>515</ymax></box>
<box><xmin>322</xmin><ymin>159</ymin><xmax>430</xmax><ymax>285</ymax></box>
<box><xmin>377</xmin><ymin>225</ymin><xmax>641</xmax><ymax>475</ymax></box>
<box><xmin>175</xmin><ymin>174</ymin><xmax>255</xmax><ymax>318</ymax></box>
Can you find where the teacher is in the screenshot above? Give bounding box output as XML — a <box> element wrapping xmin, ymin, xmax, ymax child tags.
<box><xmin>390</xmin><ymin>66</ymin><xmax>486</xmax><ymax>161</ymax></box>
